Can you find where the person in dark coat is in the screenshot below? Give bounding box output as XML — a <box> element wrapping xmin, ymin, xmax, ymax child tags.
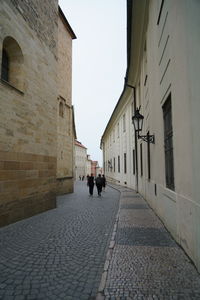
<box><xmin>87</xmin><ymin>173</ymin><xmax>94</xmax><ymax>196</ymax></box>
<box><xmin>101</xmin><ymin>174</ymin><xmax>106</xmax><ymax>191</ymax></box>
<box><xmin>95</xmin><ymin>174</ymin><xmax>103</xmax><ymax>196</ymax></box>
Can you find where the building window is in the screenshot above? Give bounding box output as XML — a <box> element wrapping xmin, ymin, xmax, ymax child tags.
<box><xmin>1</xmin><ymin>49</ymin><xmax>9</xmax><ymax>81</ymax></box>
<box><xmin>123</xmin><ymin>114</ymin><xmax>126</xmax><ymax>132</ymax></box>
<box><xmin>117</xmin><ymin>123</ymin><xmax>119</xmax><ymax>138</ymax></box>
<box><xmin>124</xmin><ymin>153</ymin><xmax>127</xmax><ymax>174</ymax></box>
<box><xmin>140</xmin><ymin>143</ymin><xmax>143</xmax><ymax>177</ymax></box>
<box><xmin>147</xmin><ymin>131</ymin><xmax>151</xmax><ymax>180</ymax></box>
<box><xmin>118</xmin><ymin>155</ymin><xmax>120</xmax><ymax>173</ymax></box>
<box><xmin>133</xmin><ymin>149</ymin><xmax>135</xmax><ymax>175</ymax></box>
<box><xmin>59</xmin><ymin>102</ymin><xmax>64</xmax><ymax>117</ymax></box>
<box><xmin>163</xmin><ymin>94</ymin><xmax>174</xmax><ymax>190</ymax></box>
<box><xmin>114</xmin><ymin>157</ymin><xmax>115</xmax><ymax>172</ymax></box>
<box><xmin>1</xmin><ymin>36</ymin><xmax>24</xmax><ymax>91</ymax></box>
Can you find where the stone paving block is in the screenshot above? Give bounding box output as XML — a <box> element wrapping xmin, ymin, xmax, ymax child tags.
<box><xmin>119</xmin><ymin>209</ymin><xmax>163</xmax><ymax>229</ymax></box>
<box><xmin>116</xmin><ymin>227</ymin><xmax>177</xmax><ymax>247</ymax></box>
<box><xmin>121</xmin><ymin>204</ymin><xmax>149</xmax><ymax>209</ymax></box>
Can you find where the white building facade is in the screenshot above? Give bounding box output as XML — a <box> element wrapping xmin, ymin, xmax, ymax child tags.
<box><xmin>74</xmin><ymin>140</ymin><xmax>87</xmax><ymax>180</ymax></box>
<box><xmin>101</xmin><ymin>0</ymin><xmax>200</xmax><ymax>272</ymax></box>
<box><xmin>86</xmin><ymin>155</ymin><xmax>92</xmax><ymax>176</ymax></box>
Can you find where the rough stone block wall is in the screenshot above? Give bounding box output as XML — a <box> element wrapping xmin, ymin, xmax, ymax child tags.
<box><xmin>56</xmin><ymin>13</ymin><xmax>74</xmax><ymax>195</ymax></box>
<box><xmin>58</xmin><ymin>15</ymin><xmax>72</xmax><ymax>105</ymax></box>
<box><xmin>0</xmin><ymin>151</ymin><xmax>56</xmax><ymax>227</ymax></box>
<box><xmin>56</xmin><ymin>178</ymin><xmax>74</xmax><ymax>196</ymax></box>
<box><xmin>8</xmin><ymin>0</ymin><xmax>58</xmax><ymax>57</ymax></box>
<box><xmin>0</xmin><ymin>0</ymin><xmax>58</xmax><ymax>226</ymax></box>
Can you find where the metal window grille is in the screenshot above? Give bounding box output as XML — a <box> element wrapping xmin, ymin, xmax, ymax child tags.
<box><xmin>124</xmin><ymin>153</ymin><xmax>127</xmax><ymax>174</ymax></box>
<box><xmin>147</xmin><ymin>131</ymin><xmax>151</xmax><ymax>180</ymax></box>
<box><xmin>163</xmin><ymin>95</ymin><xmax>175</xmax><ymax>190</ymax></box>
<box><xmin>133</xmin><ymin>149</ymin><xmax>135</xmax><ymax>175</ymax></box>
<box><xmin>118</xmin><ymin>155</ymin><xmax>120</xmax><ymax>173</ymax></box>
<box><xmin>140</xmin><ymin>143</ymin><xmax>143</xmax><ymax>177</ymax></box>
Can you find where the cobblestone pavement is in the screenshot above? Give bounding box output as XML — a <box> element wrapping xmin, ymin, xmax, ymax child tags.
<box><xmin>0</xmin><ymin>181</ymin><xmax>120</xmax><ymax>300</ymax></box>
<box><xmin>98</xmin><ymin>184</ymin><xmax>200</xmax><ymax>300</ymax></box>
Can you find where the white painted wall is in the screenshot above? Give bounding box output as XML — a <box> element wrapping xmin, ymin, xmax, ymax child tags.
<box><xmin>102</xmin><ymin>91</ymin><xmax>136</xmax><ymax>188</ymax></box>
<box><xmin>75</xmin><ymin>144</ymin><xmax>87</xmax><ymax>179</ymax></box>
<box><xmin>101</xmin><ymin>0</ymin><xmax>200</xmax><ymax>271</ymax></box>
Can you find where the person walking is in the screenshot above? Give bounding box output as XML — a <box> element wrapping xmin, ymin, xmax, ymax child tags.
<box><xmin>95</xmin><ymin>174</ymin><xmax>103</xmax><ymax>196</ymax></box>
<box><xmin>87</xmin><ymin>173</ymin><xmax>94</xmax><ymax>196</ymax></box>
<box><xmin>101</xmin><ymin>174</ymin><xmax>106</xmax><ymax>191</ymax></box>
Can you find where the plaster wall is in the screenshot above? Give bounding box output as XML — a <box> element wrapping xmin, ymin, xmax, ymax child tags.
<box><xmin>103</xmin><ymin>92</ymin><xmax>136</xmax><ymax>188</ymax></box>
<box><xmin>75</xmin><ymin>145</ymin><xmax>87</xmax><ymax>179</ymax></box>
<box><xmin>137</xmin><ymin>0</ymin><xmax>200</xmax><ymax>270</ymax></box>
<box><xmin>101</xmin><ymin>0</ymin><xmax>200</xmax><ymax>271</ymax></box>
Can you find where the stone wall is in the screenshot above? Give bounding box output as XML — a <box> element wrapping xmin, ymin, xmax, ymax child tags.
<box><xmin>0</xmin><ymin>151</ymin><xmax>56</xmax><ymax>227</ymax></box>
<box><xmin>56</xmin><ymin>12</ymin><xmax>75</xmax><ymax>195</ymax></box>
<box><xmin>8</xmin><ymin>0</ymin><xmax>58</xmax><ymax>57</ymax></box>
<box><xmin>0</xmin><ymin>0</ymin><xmax>58</xmax><ymax>226</ymax></box>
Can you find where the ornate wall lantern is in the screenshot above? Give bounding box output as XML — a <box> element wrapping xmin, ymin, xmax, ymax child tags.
<box><xmin>132</xmin><ymin>108</ymin><xmax>155</xmax><ymax>144</ymax></box>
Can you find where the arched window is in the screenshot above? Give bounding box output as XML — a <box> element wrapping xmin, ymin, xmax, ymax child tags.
<box><xmin>1</xmin><ymin>36</ymin><xmax>24</xmax><ymax>91</ymax></box>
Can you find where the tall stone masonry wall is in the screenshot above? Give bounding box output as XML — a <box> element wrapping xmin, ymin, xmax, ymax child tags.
<box><xmin>0</xmin><ymin>0</ymin><xmax>59</xmax><ymax>226</ymax></box>
<box><xmin>56</xmin><ymin>12</ymin><xmax>74</xmax><ymax>195</ymax></box>
<box><xmin>9</xmin><ymin>0</ymin><xmax>58</xmax><ymax>58</ymax></box>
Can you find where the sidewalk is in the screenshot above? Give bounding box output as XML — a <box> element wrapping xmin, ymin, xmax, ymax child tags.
<box><xmin>97</xmin><ymin>184</ymin><xmax>200</xmax><ymax>300</ymax></box>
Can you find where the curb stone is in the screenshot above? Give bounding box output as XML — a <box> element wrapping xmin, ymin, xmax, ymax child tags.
<box><xmin>96</xmin><ymin>186</ymin><xmax>121</xmax><ymax>299</ymax></box>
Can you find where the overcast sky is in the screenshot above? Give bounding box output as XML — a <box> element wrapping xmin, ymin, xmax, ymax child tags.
<box><xmin>59</xmin><ymin>0</ymin><xmax>127</xmax><ymax>166</ymax></box>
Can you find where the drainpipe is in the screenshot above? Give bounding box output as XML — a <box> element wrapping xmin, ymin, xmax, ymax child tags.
<box><xmin>126</xmin><ymin>84</ymin><xmax>139</xmax><ymax>193</ymax></box>
<box><xmin>133</xmin><ymin>87</ymin><xmax>139</xmax><ymax>193</ymax></box>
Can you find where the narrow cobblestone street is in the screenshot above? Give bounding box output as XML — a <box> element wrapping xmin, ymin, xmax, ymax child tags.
<box><xmin>0</xmin><ymin>181</ymin><xmax>120</xmax><ymax>300</ymax></box>
<box><xmin>1</xmin><ymin>182</ymin><xmax>200</xmax><ymax>300</ymax></box>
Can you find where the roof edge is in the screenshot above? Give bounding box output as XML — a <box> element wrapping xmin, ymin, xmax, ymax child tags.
<box><xmin>58</xmin><ymin>6</ymin><xmax>77</xmax><ymax>40</ymax></box>
<box><xmin>100</xmin><ymin>0</ymin><xmax>133</xmax><ymax>147</ymax></box>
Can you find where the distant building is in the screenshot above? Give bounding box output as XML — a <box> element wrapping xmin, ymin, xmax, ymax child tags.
<box><xmin>101</xmin><ymin>0</ymin><xmax>200</xmax><ymax>272</ymax></box>
<box><xmin>75</xmin><ymin>140</ymin><xmax>87</xmax><ymax>180</ymax></box>
<box><xmin>91</xmin><ymin>161</ymin><xmax>99</xmax><ymax>177</ymax></box>
<box><xmin>74</xmin><ymin>142</ymin><xmax>101</xmax><ymax>179</ymax></box>
<box><xmin>86</xmin><ymin>155</ymin><xmax>92</xmax><ymax>176</ymax></box>
<box><xmin>96</xmin><ymin>167</ymin><xmax>103</xmax><ymax>175</ymax></box>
